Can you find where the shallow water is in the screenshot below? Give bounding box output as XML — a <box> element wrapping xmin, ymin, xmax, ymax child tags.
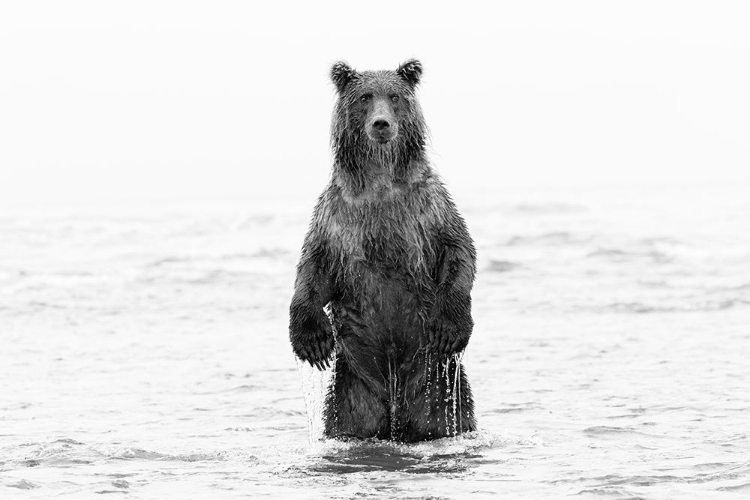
<box><xmin>1</xmin><ymin>183</ymin><xmax>749</xmax><ymax>498</ymax></box>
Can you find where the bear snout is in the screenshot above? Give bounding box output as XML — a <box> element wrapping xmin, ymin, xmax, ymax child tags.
<box><xmin>367</xmin><ymin>116</ymin><xmax>398</xmax><ymax>144</ymax></box>
<box><xmin>366</xmin><ymin>99</ymin><xmax>399</xmax><ymax>144</ymax></box>
<box><xmin>367</xmin><ymin>120</ymin><xmax>396</xmax><ymax>143</ymax></box>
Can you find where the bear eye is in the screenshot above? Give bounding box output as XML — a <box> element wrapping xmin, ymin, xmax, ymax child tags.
<box><xmin>390</xmin><ymin>95</ymin><xmax>400</xmax><ymax>103</ymax></box>
<box><xmin>360</xmin><ymin>93</ymin><xmax>373</xmax><ymax>103</ymax></box>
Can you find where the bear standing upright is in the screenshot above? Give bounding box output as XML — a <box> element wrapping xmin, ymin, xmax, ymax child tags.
<box><xmin>289</xmin><ymin>59</ymin><xmax>476</xmax><ymax>442</ymax></box>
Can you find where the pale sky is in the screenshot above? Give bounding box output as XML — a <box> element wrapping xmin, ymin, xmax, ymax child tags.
<box><xmin>1</xmin><ymin>1</ymin><xmax>749</xmax><ymax>204</ymax></box>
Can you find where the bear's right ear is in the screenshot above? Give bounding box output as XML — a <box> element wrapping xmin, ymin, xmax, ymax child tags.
<box><xmin>331</xmin><ymin>61</ymin><xmax>358</xmax><ymax>93</ymax></box>
<box><xmin>396</xmin><ymin>59</ymin><xmax>423</xmax><ymax>89</ymax></box>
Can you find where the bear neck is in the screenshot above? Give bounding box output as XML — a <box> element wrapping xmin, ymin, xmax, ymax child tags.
<box><xmin>331</xmin><ymin>136</ymin><xmax>427</xmax><ymax>197</ymax></box>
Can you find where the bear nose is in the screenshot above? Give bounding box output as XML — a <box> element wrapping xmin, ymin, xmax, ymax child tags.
<box><xmin>372</xmin><ymin>119</ymin><xmax>390</xmax><ymax>131</ymax></box>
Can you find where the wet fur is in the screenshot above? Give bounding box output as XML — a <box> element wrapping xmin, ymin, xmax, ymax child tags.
<box><xmin>290</xmin><ymin>59</ymin><xmax>476</xmax><ymax>442</ymax></box>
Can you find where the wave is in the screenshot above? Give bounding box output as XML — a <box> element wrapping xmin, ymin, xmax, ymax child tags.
<box><xmin>505</xmin><ymin>232</ymin><xmax>591</xmax><ymax>246</ymax></box>
<box><xmin>506</xmin><ymin>203</ymin><xmax>588</xmax><ymax>215</ymax></box>
<box><xmin>249</xmin><ymin>248</ymin><xmax>291</xmax><ymax>259</ymax></box>
<box><xmin>587</xmin><ymin>248</ymin><xmax>674</xmax><ymax>264</ymax></box>
<box><xmin>486</xmin><ymin>403</ymin><xmax>542</xmax><ymax>414</ymax></box>
<box><xmin>104</xmin><ymin>446</ymin><xmax>261</xmax><ymax>464</ymax></box>
<box><xmin>299</xmin><ymin>430</ymin><xmax>513</xmax><ymax>475</ymax></box>
<box><xmin>136</xmin><ymin>268</ymin><xmax>259</xmax><ymax>285</ymax></box>
<box><xmin>583</xmin><ymin>426</ymin><xmax>661</xmax><ymax>439</ymax></box>
<box><xmin>580</xmin><ymin>462</ymin><xmax>750</xmax><ymax>493</ymax></box>
<box><xmin>486</xmin><ymin>260</ymin><xmax>522</xmax><ymax>273</ymax></box>
<box><xmin>7</xmin><ymin>479</ymin><xmax>39</xmax><ymax>490</ymax></box>
<box><xmin>718</xmin><ymin>482</ymin><xmax>750</xmax><ymax>493</ymax></box>
<box><xmin>5</xmin><ymin>439</ymin><xmax>262</xmax><ymax>468</ymax></box>
<box><xmin>145</xmin><ymin>256</ymin><xmax>195</xmax><ymax>267</ymax></box>
<box><xmin>710</xmin><ymin>282</ymin><xmax>750</xmax><ymax>293</ymax></box>
<box><xmin>604</xmin><ymin>300</ymin><xmax>750</xmax><ymax>314</ymax></box>
<box><xmin>145</xmin><ymin>250</ymin><xmax>290</xmax><ymax>268</ymax></box>
<box><xmin>234</xmin><ymin>214</ymin><xmax>277</xmax><ymax>229</ymax></box>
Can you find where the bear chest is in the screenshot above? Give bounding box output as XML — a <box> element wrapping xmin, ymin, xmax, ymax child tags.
<box><xmin>327</xmin><ymin>201</ymin><xmax>437</xmax><ymax>275</ymax></box>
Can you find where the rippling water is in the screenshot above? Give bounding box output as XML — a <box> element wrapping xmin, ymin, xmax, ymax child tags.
<box><xmin>1</xmin><ymin>183</ymin><xmax>749</xmax><ymax>498</ymax></box>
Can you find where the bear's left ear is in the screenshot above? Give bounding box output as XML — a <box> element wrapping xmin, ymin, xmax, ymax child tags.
<box><xmin>396</xmin><ymin>59</ymin><xmax>423</xmax><ymax>89</ymax></box>
<box><xmin>331</xmin><ymin>61</ymin><xmax>358</xmax><ymax>93</ymax></box>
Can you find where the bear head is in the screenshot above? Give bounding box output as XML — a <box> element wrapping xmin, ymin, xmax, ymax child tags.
<box><xmin>329</xmin><ymin>60</ymin><xmax>428</xmax><ymax>190</ymax></box>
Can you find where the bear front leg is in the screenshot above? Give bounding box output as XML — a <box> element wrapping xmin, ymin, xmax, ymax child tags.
<box><xmin>430</xmin><ymin>285</ymin><xmax>473</xmax><ymax>357</ymax></box>
<box><xmin>429</xmin><ymin>222</ymin><xmax>477</xmax><ymax>357</ymax></box>
<box><xmin>289</xmin><ymin>244</ymin><xmax>336</xmax><ymax>370</ymax></box>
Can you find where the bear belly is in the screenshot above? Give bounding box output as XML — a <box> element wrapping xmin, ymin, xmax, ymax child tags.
<box><xmin>332</xmin><ymin>266</ymin><xmax>428</xmax><ymax>388</ymax></box>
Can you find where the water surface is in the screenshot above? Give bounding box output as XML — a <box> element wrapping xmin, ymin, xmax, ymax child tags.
<box><xmin>1</xmin><ymin>183</ymin><xmax>749</xmax><ymax>498</ymax></box>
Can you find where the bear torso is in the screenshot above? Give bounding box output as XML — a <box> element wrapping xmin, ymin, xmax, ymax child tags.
<box><xmin>320</xmin><ymin>168</ymin><xmax>444</xmax><ymax>361</ymax></box>
<box><xmin>313</xmin><ymin>167</ymin><xmax>451</xmax><ymax>385</ymax></box>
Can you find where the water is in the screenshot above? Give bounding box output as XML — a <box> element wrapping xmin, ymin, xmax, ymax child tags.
<box><xmin>1</xmin><ymin>183</ymin><xmax>749</xmax><ymax>498</ymax></box>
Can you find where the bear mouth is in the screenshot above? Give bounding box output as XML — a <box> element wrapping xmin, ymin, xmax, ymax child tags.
<box><xmin>368</xmin><ymin>131</ymin><xmax>396</xmax><ymax>144</ymax></box>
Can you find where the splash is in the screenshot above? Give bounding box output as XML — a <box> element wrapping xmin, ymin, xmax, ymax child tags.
<box><xmin>296</xmin><ymin>303</ymin><xmax>338</xmax><ymax>443</ymax></box>
<box><xmin>296</xmin><ymin>358</ymin><xmax>333</xmax><ymax>444</ymax></box>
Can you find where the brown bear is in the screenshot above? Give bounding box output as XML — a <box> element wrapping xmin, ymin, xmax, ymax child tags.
<box><xmin>289</xmin><ymin>59</ymin><xmax>476</xmax><ymax>442</ymax></box>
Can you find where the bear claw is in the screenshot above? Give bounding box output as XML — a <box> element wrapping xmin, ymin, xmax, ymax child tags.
<box><xmin>293</xmin><ymin>333</ymin><xmax>334</xmax><ymax>371</ymax></box>
<box><xmin>429</xmin><ymin>322</ymin><xmax>469</xmax><ymax>357</ymax></box>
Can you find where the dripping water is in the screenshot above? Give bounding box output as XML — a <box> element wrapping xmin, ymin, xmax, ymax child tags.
<box><xmin>296</xmin><ymin>303</ymin><xmax>337</xmax><ymax>443</ymax></box>
<box><xmin>296</xmin><ymin>357</ymin><xmax>333</xmax><ymax>444</ymax></box>
<box><xmin>324</xmin><ymin>303</ymin><xmax>339</xmax><ymax>435</ymax></box>
<box><xmin>388</xmin><ymin>358</ymin><xmax>400</xmax><ymax>440</ymax></box>
<box><xmin>423</xmin><ymin>349</ymin><xmax>433</xmax><ymax>439</ymax></box>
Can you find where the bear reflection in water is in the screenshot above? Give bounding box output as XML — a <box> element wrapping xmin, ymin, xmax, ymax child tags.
<box><xmin>289</xmin><ymin>59</ymin><xmax>476</xmax><ymax>443</ymax></box>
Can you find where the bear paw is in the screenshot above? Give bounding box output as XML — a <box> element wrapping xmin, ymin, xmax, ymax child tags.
<box><xmin>290</xmin><ymin>320</ymin><xmax>335</xmax><ymax>371</ymax></box>
<box><xmin>428</xmin><ymin>318</ymin><xmax>469</xmax><ymax>357</ymax></box>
